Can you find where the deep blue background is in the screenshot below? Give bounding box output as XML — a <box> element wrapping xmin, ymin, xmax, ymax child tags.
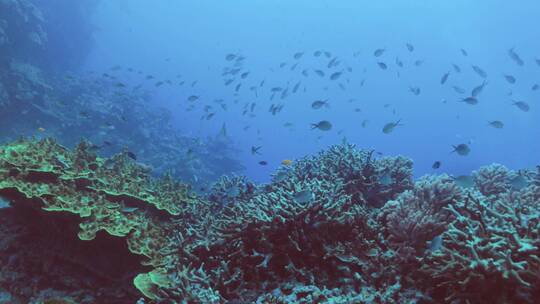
<box><xmin>82</xmin><ymin>0</ymin><xmax>540</xmax><ymax>183</ymax></box>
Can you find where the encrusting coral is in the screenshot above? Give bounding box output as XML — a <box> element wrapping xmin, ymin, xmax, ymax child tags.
<box><xmin>0</xmin><ymin>138</ymin><xmax>538</xmax><ymax>303</ymax></box>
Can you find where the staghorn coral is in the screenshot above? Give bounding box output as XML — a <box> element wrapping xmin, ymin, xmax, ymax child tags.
<box><xmin>473</xmin><ymin>163</ymin><xmax>512</xmax><ymax>199</ymax></box>
<box><xmin>378</xmin><ymin>174</ymin><xmax>463</xmax><ymax>255</ymax></box>
<box><xmin>1</xmin><ymin>139</ymin><xmax>539</xmax><ymax>303</ymax></box>
<box><xmin>420</xmin><ymin>188</ymin><xmax>540</xmax><ymax>303</ymax></box>
<box><xmin>179</xmin><ymin>143</ymin><xmax>416</xmax><ymax>302</ymax></box>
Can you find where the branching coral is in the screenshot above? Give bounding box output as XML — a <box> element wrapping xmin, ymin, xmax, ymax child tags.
<box><xmin>1</xmin><ymin>139</ymin><xmax>538</xmax><ymax>303</ymax></box>
<box><xmin>420</xmin><ymin>188</ymin><xmax>540</xmax><ymax>303</ymax></box>
<box><xmin>378</xmin><ymin>174</ymin><xmax>463</xmax><ymax>257</ymax></box>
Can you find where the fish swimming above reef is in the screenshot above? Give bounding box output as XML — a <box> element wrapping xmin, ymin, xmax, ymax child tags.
<box><xmin>382</xmin><ymin>120</ymin><xmax>403</xmax><ymax>134</ymax></box>
<box><xmin>409</xmin><ymin>86</ymin><xmax>421</xmax><ymax>95</ymax></box>
<box><xmin>406</xmin><ymin>43</ymin><xmax>414</xmax><ymax>52</ymax></box>
<box><xmin>251</xmin><ymin>146</ymin><xmax>262</xmax><ymax>155</ymax></box>
<box><xmin>427</xmin><ymin>235</ymin><xmax>443</xmax><ymax>252</ymax></box>
<box><xmin>451</xmin><ymin>143</ymin><xmax>470</xmax><ymax>156</ymax></box>
<box><xmin>293</xmin><ymin>189</ymin><xmax>314</xmax><ymax>204</ymax></box>
<box><xmin>510</xmin><ymin>173</ymin><xmax>528</xmax><ymax>190</ymax></box>
<box><xmin>311</xmin><ymin>99</ymin><xmax>329</xmax><ymax>109</ymax></box>
<box><xmin>373</xmin><ymin>48</ymin><xmax>385</xmax><ymax>57</ymax></box>
<box><xmin>432</xmin><ymin>161</ymin><xmax>441</xmax><ymax>169</ymax></box>
<box><xmin>471</xmin><ymin>81</ymin><xmax>487</xmax><ymax>97</ymax></box>
<box><xmin>377</xmin><ymin>62</ymin><xmax>388</xmax><ymax>70</ymax></box>
<box><xmin>508</xmin><ymin>48</ymin><xmax>524</xmax><ymax>66</ymax></box>
<box><xmin>311</xmin><ymin>120</ymin><xmax>332</xmax><ymax>131</ymax></box>
<box><xmin>330</xmin><ymin>71</ymin><xmax>343</xmax><ymax>81</ymax></box>
<box><xmin>293</xmin><ymin>51</ymin><xmax>304</xmax><ymax>60</ymax></box>
<box><xmin>452</xmin><ymin>175</ymin><xmax>475</xmax><ymax>188</ymax></box>
<box><xmin>460</xmin><ymin>96</ymin><xmax>478</xmax><ymax>105</ymax></box>
<box><xmin>440</xmin><ymin>72</ymin><xmax>450</xmax><ymax>85</ymax></box>
<box><xmin>512</xmin><ymin>100</ymin><xmax>530</xmax><ymax>112</ymax></box>
<box><xmin>281</xmin><ymin>159</ymin><xmax>293</xmax><ymax>166</ymax></box>
<box><xmin>471</xmin><ymin>65</ymin><xmax>487</xmax><ymax>78</ymax></box>
<box><xmin>188</xmin><ymin>95</ymin><xmax>199</xmax><ymax>102</ymax></box>
<box><xmin>488</xmin><ymin>120</ymin><xmax>504</xmax><ymax>129</ymax></box>
<box><xmin>503</xmin><ymin>74</ymin><xmax>516</xmax><ymax>84</ymax></box>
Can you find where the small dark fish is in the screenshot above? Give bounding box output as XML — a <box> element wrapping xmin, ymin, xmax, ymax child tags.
<box><xmin>314</xmin><ymin>50</ymin><xmax>322</xmax><ymax>57</ymax></box>
<box><xmin>532</xmin><ymin>84</ymin><xmax>539</xmax><ymax>91</ymax></box>
<box><xmin>460</xmin><ymin>49</ymin><xmax>468</xmax><ymax>56</ymax></box>
<box><xmin>432</xmin><ymin>161</ymin><xmax>441</xmax><ymax>169</ymax></box>
<box><xmin>536</xmin><ymin>58</ymin><xmax>540</xmax><ymax>66</ymax></box>
<box><xmin>406</xmin><ymin>43</ymin><xmax>414</xmax><ymax>52</ymax></box>
<box><xmin>292</xmin><ymin>81</ymin><xmax>301</xmax><ymax>93</ymax></box>
<box><xmin>241</xmin><ymin>72</ymin><xmax>249</xmax><ymax>79</ymax></box>
<box><xmin>508</xmin><ymin>48</ymin><xmax>524</xmax><ymax>66</ymax></box>
<box><xmin>373</xmin><ymin>48</ymin><xmax>385</xmax><ymax>57</ymax></box>
<box><xmin>382</xmin><ymin>119</ymin><xmax>403</xmax><ymax>134</ymax></box>
<box><xmin>126</xmin><ymin>151</ymin><xmax>137</xmax><ymax>160</ymax></box>
<box><xmin>330</xmin><ymin>72</ymin><xmax>342</xmax><ymax>81</ymax></box>
<box><xmin>225</xmin><ymin>54</ymin><xmax>236</xmax><ymax>61</ymax></box>
<box><xmin>471</xmin><ymin>81</ymin><xmax>487</xmax><ymax>97</ymax></box>
<box><xmin>472</xmin><ymin>65</ymin><xmax>487</xmax><ymax>78</ymax></box>
<box><xmin>460</xmin><ymin>96</ymin><xmax>478</xmax><ymax>105</ymax></box>
<box><xmin>512</xmin><ymin>101</ymin><xmax>530</xmax><ymax>112</ymax></box>
<box><xmin>488</xmin><ymin>120</ymin><xmax>504</xmax><ymax>129</ymax></box>
<box><xmin>311</xmin><ymin>100</ymin><xmax>329</xmax><ymax>109</ymax></box>
<box><xmin>155</xmin><ymin>81</ymin><xmax>164</xmax><ymax>87</ymax></box>
<box><xmin>395</xmin><ymin>57</ymin><xmax>403</xmax><ymax>68</ymax></box>
<box><xmin>440</xmin><ymin>72</ymin><xmax>450</xmax><ymax>85</ymax></box>
<box><xmin>453</xmin><ymin>175</ymin><xmax>474</xmax><ymax>188</ymax></box>
<box><xmin>251</xmin><ymin>146</ymin><xmax>262</xmax><ymax>155</ymax></box>
<box><xmin>409</xmin><ymin>86</ymin><xmax>421</xmax><ymax>95</ymax></box>
<box><xmin>510</xmin><ymin>174</ymin><xmax>528</xmax><ymax>190</ymax></box>
<box><xmin>293</xmin><ymin>51</ymin><xmax>304</xmax><ymax>60</ymax></box>
<box><xmin>311</xmin><ymin>120</ymin><xmax>332</xmax><ymax>131</ymax></box>
<box><xmin>293</xmin><ymin>189</ymin><xmax>314</xmax><ymax>204</ymax></box>
<box><xmin>503</xmin><ymin>75</ymin><xmax>516</xmax><ymax>84</ymax></box>
<box><xmin>452</xmin><ymin>63</ymin><xmax>461</xmax><ymax>73</ymax></box>
<box><xmin>258</xmin><ymin>161</ymin><xmax>268</xmax><ymax>166</ymax></box>
<box><xmin>414</xmin><ymin>60</ymin><xmax>424</xmax><ymax>67</ymax></box>
<box><xmin>428</xmin><ymin>235</ymin><xmax>443</xmax><ymax>252</ymax></box>
<box><xmin>377</xmin><ymin>62</ymin><xmax>388</xmax><ymax>70</ymax></box>
<box><xmin>315</xmin><ymin>70</ymin><xmax>325</xmax><ymax>77</ymax></box>
<box><xmin>452</xmin><ymin>144</ymin><xmax>470</xmax><ymax>156</ymax></box>
<box><xmin>188</xmin><ymin>95</ymin><xmax>199</xmax><ymax>102</ymax></box>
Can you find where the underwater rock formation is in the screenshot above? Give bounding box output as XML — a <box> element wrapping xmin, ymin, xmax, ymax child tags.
<box><xmin>0</xmin><ymin>138</ymin><xmax>538</xmax><ymax>303</ymax></box>
<box><xmin>0</xmin><ymin>0</ymin><xmax>244</xmax><ymax>187</ymax></box>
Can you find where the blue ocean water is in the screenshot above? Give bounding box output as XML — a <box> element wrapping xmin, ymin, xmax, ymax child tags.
<box><xmin>1</xmin><ymin>1</ymin><xmax>540</xmax><ymax>303</ymax></box>
<box><xmin>81</xmin><ymin>0</ymin><xmax>540</xmax><ymax>183</ymax></box>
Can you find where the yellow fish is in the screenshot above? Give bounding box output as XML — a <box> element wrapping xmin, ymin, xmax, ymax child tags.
<box><xmin>281</xmin><ymin>159</ymin><xmax>293</xmax><ymax>166</ymax></box>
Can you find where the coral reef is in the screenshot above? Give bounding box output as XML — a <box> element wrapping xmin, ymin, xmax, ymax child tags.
<box><xmin>0</xmin><ymin>0</ymin><xmax>244</xmax><ymax>188</ymax></box>
<box><xmin>0</xmin><ymin>138</ymin><xmax>215</xmax><ymax>303</ymax></box>
<box><xmin>0</xmin><ymin>139</ymin><xmax>538</xmax><ymax>303</ymax></box>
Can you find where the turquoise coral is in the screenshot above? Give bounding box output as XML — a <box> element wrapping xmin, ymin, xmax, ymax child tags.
<box><xmin>0</xmin><ymin>139</ymin><xmax>539</xmax><ymax>303</ymax></box>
